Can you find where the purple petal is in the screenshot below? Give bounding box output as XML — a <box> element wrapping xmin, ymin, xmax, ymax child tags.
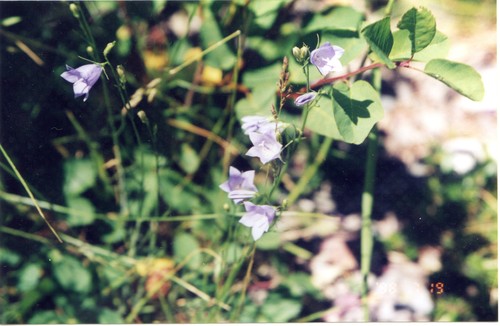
<box><xmin>294</xmin><ymin>92</ymin><xmax>317</xmax><ymax>106</ymax></box>
<box><xmin>310</xmin><ymin>42</ymin><xmax>344</xmax><ymax>76</ymax></box>
<box><xmin>61</xmin><ymin>63</ymin><xmax>103</xmax><ymax>101</ymax></box>
<box><xmin>239</xmin><ymin>202</ymin><xmax>276</xmax><ymax>240</ymax></box>
<box><xmin>246</xmin><ymin>131</ymin><xmax>282</xmax><ymax>164</ymax></box>
<box><xmin>219</xmin><ymin>166</ymin><xmax>258</xmax><ymax>203</ymax></box>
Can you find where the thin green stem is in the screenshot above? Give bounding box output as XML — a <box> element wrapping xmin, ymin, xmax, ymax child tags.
<box><xmin>385</xmin><ymin>0</ymin><xmax>396</xmax><ymax>16</ymax></box>
<box><xmin>360</xmin><ymin>68</ymin><xmax>381</xmax><ymax>321</ymax></box>
<box><xmin>169</xmin><ymin>30</ymin><xmax>241</xmax><ymax>75</ymax></box>
<box><xmin>287</xmin><ymin>137</ymin><xmax>333</xmax><ymax>206</ymax></box>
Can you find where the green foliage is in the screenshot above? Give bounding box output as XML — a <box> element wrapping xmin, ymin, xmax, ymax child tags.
<box><xmin>397</xmin><ymin>7</ymin><xmax>436</xmax><ymax>54</ymax></box>
<box><xmin>0</xmin><ymin>0</ymin><xmax>493</xmax><ymax>323</ymax></box>
<box><xmin>173</xmin><ymin>232</ymin><xmax>201</xmax><ymax>269</ymax></box>
<box><xmin>305</xmin><ymin>6</ymin><xmax>364</xmax><ymax>33</ymax></box>
<box><xmin>306</xmin><ymin>81</ymin><xmax>384</xmax><ymax>144</ymax></box>
<box><xmin>51</xmin><ymin>254</ymin><xmax>92</xmax><ymax>293</ymax></box>
<box><xmin>424</xmin><ymin>59</ymin><xmax>485</xmax><ymax>101</ymax></box>
<box><xmin>362</xmin><ymin>17</ymin><xmax>396</xmax><ymax>68</ymax></box>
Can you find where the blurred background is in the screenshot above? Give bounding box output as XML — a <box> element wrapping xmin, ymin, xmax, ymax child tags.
<box><xmin>0</xmin><ymin>0</ymin><xmax>497</xmax><ymax>322</ymax></box>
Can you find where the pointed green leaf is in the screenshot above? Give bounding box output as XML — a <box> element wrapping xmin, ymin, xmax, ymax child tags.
<box><xmin>397</xmin><ymin>7</ymin><xmax>436</xmax><ymax>54</ymax></box>
<box><xmin>306</xmin><ymin>81</ymin><xmax>384</xmax><ymax>144</ymax></box>
<box><xmin>424</xmin><ymin>59</ymin><xmax>484</xmax><ymax>101</ymax></box>
<box><xmin>362</xmin><ymin>17</ymin><xmax>396</xmax><ymax>69</ymax></box>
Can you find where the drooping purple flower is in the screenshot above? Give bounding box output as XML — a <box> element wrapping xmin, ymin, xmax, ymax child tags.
<box><xmin>239</xmin><ymin>202</ymin><xmax>276</xmax><ymax>241</ymax></box>
<box><xmin>294</xmin><ymin>92</ymin><xmax>317</xmax><ymax>106</ymax></box>
<box><xmin>310</xmin><ymin>42</ymin><xmax>344</xmax><ymax>76</ymax></box>
<box><xmin>241</xmin><ymin>115</ymin><xmax>286</xmax><ymax>135</ymax></box>
<box><xmin>241</xmin><ymin>116</ymin><xmax>274</xmax><ymax>135</ymax></box>
<box><xmin>246</xmin><ymin>129</ymin><xmax>282</xmax><ymax>164</ymax></box>
<box><xmin>219</xmin><ymin>166</ymin><xmax>258</xmax><ymax>204</ymax></box>
<box><xmin>60</xmin><ymin>64</ymin><xmax>103</xmax><ymax>101</ymax></box>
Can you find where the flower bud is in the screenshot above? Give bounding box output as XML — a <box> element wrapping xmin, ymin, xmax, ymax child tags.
<box><xmin>117</xmin><ymin>65</ymin><xmax>126</xmax><ymax>84</ymax></box>
<box><xmin>292</xmin><ymin>44</ymin><xmax>310</xmax><ymax>63</ymax></box>
<box><xmin>69</xmin><ymin>3</ymin><xmax>79</xmax><ymax>19</ymax></box>
<box><xmin>137</xmin><ymin>110</ymin><xmax>149</xmax><ymax>125</ymax></box>
<box><xmin>103</xmin><ymin>41</ymin><xmax>116</xmax><ymax>56</ymax></box>
<box><xmin>300</xmin><ymin>45</ymin><xmax>310</xmax><ymax>60</ymax></box>
<box><xmin>86</xmin><ymin>46</ymin><xmax>93</xmax><ymax>55</ymax></box>
<box><xmin>282</xmin><ymin>199</ymin><xmax>288</xmax><ymax>210</ymax></box>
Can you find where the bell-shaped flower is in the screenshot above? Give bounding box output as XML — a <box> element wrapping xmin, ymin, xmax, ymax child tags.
<box><xmin>246</xmin><ymin>129</ymin><xmax>282</xmax><ymax>164</ymax></box>
<box><xmin>219</xmin><ymin>166</ymin><xmax>258</xmax><ymax>204</ymax></box>
<box><xmin>294</xmin><ymin>92</ymin><xmax>317</xmax><ymax>106</ymax></box>
<box><xmin>61</xmin><ymin>64</ymin><xmax>103</xmax><ymax>102</ymax></box>
<box><xmin>310</xmin><ymin>42</ymin><xmax>344</xmax><ymax>76</ymax></box>
<box><xmin>241</xmin><ymin>115</ymin><xmax>285</xmax><ymax>135</ymax></box>
<box><xmin>239</xmin><ymin>202</ymin><xmax>276</xmax><ymax>241</ymax></box>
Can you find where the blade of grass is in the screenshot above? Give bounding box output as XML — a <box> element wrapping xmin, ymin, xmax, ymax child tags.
<box><xmin>0</xmin><ymin>144</ymin><xmax>63</xmax><ymax>243</ymax></box>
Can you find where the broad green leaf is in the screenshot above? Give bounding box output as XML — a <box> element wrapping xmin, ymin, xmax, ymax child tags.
<box><xmin>52</xmin><ymin>255</ymin><xmax>92</xmax><ymax>293</ymax></box>
<box><xmin>63</xmin><ymin>159</ymin><xmax>96</xmax><ymax>196</ymax></box>
<box><xmin>390</xmin><ymin>30</ymin><xmax>449</xmax><ymax>62</ymax></box>
<box><xmin>242</xmin><ymin>62</ymin><xmax>282</xmax><ymax>88</ymax></box>
<box><xmin>28</xmin><ymin>311</ymin><xmax>65</xmax><ymax>324</ymax></box>
<box><xmin>362</xmin><ymin>17</ymin><xmax>396</xmax><ymax>69</ymax></box>
<box><xmin>65</xmin><ymin>197</ymin><xmax>95</xmax><ymax>226</ymax></box>
<box><xmin>249</xmin><ymin>0</ymin><xmax>287</xmax><ymax>29</ymax></box>
<box><xmin>397</xmin><ymin>7</ymin><xmax>436</xmax><ymax>54</ymax></box>
<box><xmin>200</xmin><ymin>6</ymin><xmax>236</xmax><ymax>70</ymax></box>
<box><xmin>98</xmin><ymin>309</ymin><xmax>124</xmax><ymax>323</ymax></box>
<box><xmin>18</xmin><ymin>263</ymin><xmax>43</xmax><ymax>292</ymax></box>
<box><xmin>424</xmin><ymin>59</ymin><xmax>484</xmax><ymax>101</ymax></box>
<box><xmin>412</xmin><ymin>31</ymin><xmax>449</xmax><ymax>62</ymax></box>
<box><xmin>173</xmin><ymin>232</ymin><xmax>201</xmax><ymax>269</ymax></box>
<box><xmin>180</xmin><ymin>143</ymin><xmax>200</xmax><ymax>174</ymax></box>
<box><xmin>305</xmin><ymin>6</ymin><xmax>364</xmax><ymax>33</ymax></box>
<box><xmin>236</xmin><ymin>63</ymin><xmax>281</xmax><ymax>119</ymax></box>
<box><xmin>261</xmin><ymin>293</ymin><xmax>302</xmax><ymax>322</ymax></box>
<box><xmin>306</xmin><ymin>81</ymin><xmax>384</xmax><ymax>144</ymax></box>
<box><xmin>0</xmin><ymin>247</ymin><xmax>21</xmax><ymax>266</ymax></box>
<box><xmin>389</xmin><ymin>30</ymin><xmax>412</xmax><ymax>61</ymax></box>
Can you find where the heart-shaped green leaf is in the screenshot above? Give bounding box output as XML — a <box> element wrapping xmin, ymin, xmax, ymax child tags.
<box><xmin>306</xmin><ymin>81</ymin><xmax>384</xmax><ymax>144</ymax></box>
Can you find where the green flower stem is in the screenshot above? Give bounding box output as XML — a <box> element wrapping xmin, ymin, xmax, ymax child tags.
<box><xmin>73</xmin><ymin>3</ymin><xmax>130</xmax><ymax>216</ymax></box>
<box><xmin>385</xmin><ymin>0</ymin><xmax>396</xmax><ymax>16</ymax></box>
<box><xmin>0</xmin><ymin>145</ymin><xmax>62</xmax><ymax>243</ymax></box>
<box><xmin>287</xmin><ymin>136</ymin><xmax>333</xmax><ymax>206</ymax></box>
<box><xmin>360</xmin><ymin>68</ymin><xmax>381</xmax><ymax>321</ymax></box>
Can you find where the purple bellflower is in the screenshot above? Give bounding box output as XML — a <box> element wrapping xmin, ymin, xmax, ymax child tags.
<box><xmin>294</xmin><ymin>92</ymin><xmax>317</xmax><ymax>106</ymax></box>
<box><xmin>239</xmin><ymin>202</ymin><xmax>276</xmax><ymax>241</ymax></box>
<box><xmin>61</xmin><ymin>64</ymin><xmax>103</xmax><ymax>102</ymax></box>
<box><xmin>310</xmin><ymin>42</ymin><xmax>344</xmax><ymax>76</ymax></box>
<box><xmin>241</xmin><ymin>116</ymin><xmax>275</xmax><ymax>135</ymax></box>
<box><xmin>219</xmin><ymin>166</ymin><xmax>258</xmax><ymax>204</ymax></box>
<box><xmin>246</xmin><ymin>129</ymin><xmax>282</xmax><ymax>164</ymax></box>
